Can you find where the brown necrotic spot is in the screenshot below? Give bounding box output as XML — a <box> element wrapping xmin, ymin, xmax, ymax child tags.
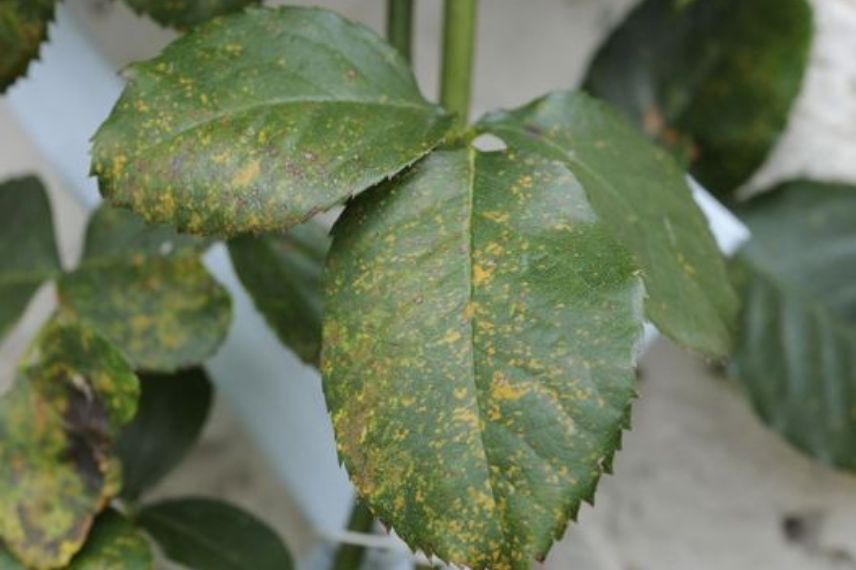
<box><xmin>61</xmin><ymin>383</ymin><xmax>110</xmax><ymax>493</ymax></box>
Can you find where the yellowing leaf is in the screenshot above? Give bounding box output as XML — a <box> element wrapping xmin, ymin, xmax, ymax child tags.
<box><xmin>0</xmin><ymin>320</ymin><xmax>138</xmax><ymax>569</ymax></box>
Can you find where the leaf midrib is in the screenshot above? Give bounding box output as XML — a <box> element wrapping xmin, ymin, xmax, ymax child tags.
<box><xmin>461</xmin><ymin>147</ymin><xmax>511</xmax><ymax>553</ymax></box>
<box><xmin>141</xmin><ymin>510</ymin><xmax>253</xmax><ymax>570</ymax></box>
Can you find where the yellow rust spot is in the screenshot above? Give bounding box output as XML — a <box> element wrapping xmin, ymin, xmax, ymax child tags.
<box><xmin>444</xmin><ymin>328</ymin><xmax>462</xmax><ymax>344</ymax></box>
<box><xmin>491</xmin><ymin>372</ymin><xmax>527</xmax><ymax>401</ymax></box>
<box><xmin>473</xmin><ymin>264</ymin><xmax>494</xmax><ymax>286</ymax></box>
<box><xmin>482</xmin><ymin>210</ymin><xmax>510</xmax><ymax>224</ymax></box>
<box><xmin>232</xmin><ymin>160</ymin><xmax>261</xmax><ymax>188</ymax></box>
<box><xmin>452</xmin><ymin>406</ymin><xmax>478</xmax><ymax>428</ymax></box>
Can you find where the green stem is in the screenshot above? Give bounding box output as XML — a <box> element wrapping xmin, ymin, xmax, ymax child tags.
<box><xmin>330</xmin><ymin>501</ymin><xmax>375</xmax><ymax>570</ymax></box>
<box><xmin>387</xmin><ymin>0</ymin><xmax>415</xmax><ymax>63</ymax></box>
<box><xmin>440</xmin><ymin>0</ymin><xmax>478</xmax><ymax>126</ymax></box>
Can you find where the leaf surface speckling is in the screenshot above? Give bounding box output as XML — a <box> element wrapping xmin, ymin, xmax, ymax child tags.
<box><xmin>323</xmin><ymin>145</ymin><xmax>645</xmax><ymax>570</ymax></box>
<box><xmin>58</xmin><ymin>206</ymin><xmax>231</xmax><ymax>372</ymax></box>
<box><xmin>479</xmin><ymin>91</ymin><xmax>737</xmax><ymax>357</ymax></box>
<box><xmin>92</xmin><ymin>6</ymin><xmax>454</xmax><ymax>236</ymax></box>
<box><xmin>0</xmin><ymin>0</ymin><xmax>56</xmax><ymax>92</ymax></box>
<box><xmin>0</xmin><ymin>320</ymin><xmax>138</xmax><ymax>569</ymax></box>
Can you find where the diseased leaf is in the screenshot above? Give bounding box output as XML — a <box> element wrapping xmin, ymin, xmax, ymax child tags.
<box><xmin>583</xmin><ymin>0</ymin><xmax>812</xmax><ymax>196</ymax></box>
<box><xmin>138</xmin><ymin>499</ymin><xmax>293</xmax><ymax>570</ymax></box>
<box><xmin>0</xmin><ymin>0</ymin><xmax>56</xmax><ymax>92</ymax></box>
<box><xmin>67</xmin><ymin>509</ymin><xmax>153</xmax><ymax>570</ymax></box>
<box><xmin>91</xmin><ymin>6</ymin><xmax>454</xmax><ymax>236</ymax></box>
<box><xmin>59</xmin><ymin>257</ymin><xmax>231</xmax><ymax>372</ymax></box>
<box><xmin>57</xmin><ymin>205</ymin><xmax>231</xmax><ymax>372</ymax></box>
<box><xmin>123</xmin><ymin>0</ymin><xmax>260</xmax><ymax>29</ymax></box>
<box><xmin>0</xmin><ymin>176</ymin><xmax>60</xmax><ymax>340</ymax></box>
<box><xmin>731</xmin><ymin>181</ymin><xmax>856</xmax><ymax>471</ymax></box>
<box><xmin>323</xmin><ymin>145</ymin><xmax>645</xmax><ymax>570</ymax></box>
<box><xmin>229</xmin><ymin>221</ymin><xmax>329</xmax><ymax>365</ymax></box>
<box><xmin>82</xmin><ymin>204</ymin><xmax>208</xmax><ymax>260</ymax></box>
<box><xmin>0</xmin><ymin>320</ymin><xmax>139</xmax><ymax>569</ymax></box>
<box><xmin>116</xmin><ymin>369</ymin><xmax>213</xmax><ymax>501</ymax></box>
<box><xmin>479</xmin><ymin>91</ymin><xmax>737</xmax><ymax>357</ymax></box>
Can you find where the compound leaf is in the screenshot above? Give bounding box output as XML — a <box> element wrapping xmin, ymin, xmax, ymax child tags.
<box><xmin>138</xmin><ymin>499</ymin><xmax>293</xmax><ymax>570</ymax></box>
<box><xmin>0</xmin><ymin>320</ymin><xmax>138</xmax><ymax>569</ymax></box>
<box><xmin>67</xmin><ymin>509</ymin><xmax>152</xmax><ymax>570</ymax></box>
<box><xmin>116</xmin><ymin>368</ymin><xmax>213</xmax><ymax>501</ymax></box>
<box><xmin>479</xmin><ymin>91</ymin><xmax>737</xmax><ymax>357</ymax></box>
<box><xmin>228</xmin><ymin>221</ymin><xmax>329</xmax><ymax>365</ymax></box>
<box><xmin>0</xmin><ymin>176</ymin><xmax>60</xmax><ymax>341</ymax></box>
<box><xmin>584</xmin><ymin>0</ymin><xmax>812</xmax><ymax>196</ymax></box>
<box><xmin>0</xmin><ymin>0</ymin><xmax>56</xmax><ymax>92</ymax></box>
<box><xmin>58</xmin><ymin>206</ymin><xmax>231</xmax><ymax>372</ymax></box>
<box><xmin>123</xmin><ymin>0</ymin><xmax>260</xmax><ymax>29</ymax></box>
<box><xmin>323</xmin><ymin>145</ymin><xmax>644</xmax><ymax>570</ymax></box>
<box><xmin>731</xmin><ymin>180</ymin><xmax>856</xmax><ymax>471</ymax></box>
<box><xmin>92</xmin><ymin>6</ymin><xmax>454</xmax><ymax>236</ymax></box>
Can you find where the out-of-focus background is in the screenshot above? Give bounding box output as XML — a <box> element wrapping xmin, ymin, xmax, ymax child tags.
<box><xmin>2</xmin><ymin>1</ymin><xmax>856</xmax><ymax>569</ymax></box>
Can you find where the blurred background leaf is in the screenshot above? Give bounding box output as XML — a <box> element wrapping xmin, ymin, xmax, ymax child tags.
<box><xmin>116</xmin><ymin>368</ymin><xmax>213</xmax><ymax>502</ymax></box>
<box><xmin>730</xmin><ymin>180</ymin><xmax>856</xmax><ymax>471</ymax></box>
<box><xmin>584</xmin><ymin>0</ymin><xmax>813</xmax><ymax>198</ymax></box>
<box><xmin>138</xmin><ymin>498</ymin><xmax>293</xmax><ymax>570</ymax></box>
<box><xmin>229</xmin><ymin>221</ymin><xmax>329</xmax><ymax>366</ymax></box>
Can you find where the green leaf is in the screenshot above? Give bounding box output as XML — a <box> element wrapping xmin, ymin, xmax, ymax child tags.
<box><xmin>730</xmin><ymin>180</ymin><xmax>856</xmax><ymax>471</ymax></box>
<box><xmin>58</xmin><ymin>205</ymin><xmax>231</xmax><ymax>372</ymax></box>
<box><xmin>0</xmin><ymin>548</ymin><xmax>24</xmax><ymax>569</ymax></box>
<box><xmin>123</xmin><ymin>0</ymin><xmax>260</xmax><ymax>29</ymax></box>
<box><xmin>322</xmin><ymin>145</ymin><xmax>645</xmax><ymax>570</ymax></box>
<box><xmin>479</xmin><ymin>91</ymin><xmax>737</xmax><ymax>357</ymax></box>
<box><xmin>228</xmin><ymin>221</ymin><xmax>329</xmax><ymax>365</ymax></box>
<box><xmin>0</xmin><ymin>320</ymin><xmax>139</xmax><ymax>569</ymax></box>
<box><xmin>116</xmin><ymin>368</ymin><xmax>213</xmax><ymax>501</ymax></box>
<box><xmin>81</xmin><ymin>202</ymin><xmax>208</xmax><ymax>260</ymax></box>
<box><xmin>0</xmin><ymin>0</ymin><xmax>56</xmax><ymax>92</ymax></box>
<box><xmin>0</xmin><ymin>176</ymin><xmax>60</xmax><ymax>341</ymax></box>
<box><xmin>91</xmin><ymin>6</ymin><xmax>454</xmax><ymax>237</ymax></box>
<box><xmin>138</xmin><ymin>498</ymin><xmax>293</xmax><ymax>570</ymax></box>
<box><xmin>67</xmin><ymin>509</ymin><xmax>153</xmax><ymax>570</ymax></box>
<box><xmin>583</xmin><ymin>0</ymin><xmax>812</xmax><ymax>196</ymax></box>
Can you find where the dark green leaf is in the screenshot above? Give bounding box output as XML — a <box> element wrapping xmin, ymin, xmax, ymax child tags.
<box><xmin>82</xmin><ymin>204</ymin><xmax>208</xmax><ymax>260</ymax></box>
<box><xmin>228</xmin><ymin>221</ymin><xmax>329</xmax><ymax>365</ymax></box>
<box><xmin>123</xmin><ymin>0</ymin><xmax>260</xmax><ymax>29</ymax></box>
<box><xmin>583</xmin><ymin>0</ymin><xmax>812</xmax><ymax>196</ymax></box>
<box><xmin>323</xmin><ymin>145</ymin><xmax>644</xmax><ymax>570</ymax></box>
<box><xmin>0</xmin><ymin>0</ymin><xmax>56</xmax><ymax>92</ymax></box>
<box><xmin>731</xmin><ymin>180</ymin><xmax>856</xmax><ymax>470</ymax></box>
<box><xmin>0</xmin><ymin>319</ymin><xmax>138</xmax><ymax>568</ymax></box>
<box><xmin>138</xmin><ymin>498</ymin><xmax>293</xmax><ymax>570</ymax></box>
<box><xmin>67</xmin><ymin>509</ymin><xmax>153</xmax><ymax>570</ymax></box>
<box><xmin>57</xmin><ymin>205</ymin><xmax>231</xmax><ymax>372</ymax></box>
<box><xmin>479</xmin><ymin>91</ymin><xmax>737</xmax><ymax>357</ymax></box>
<box><xmin>0</xmin><ymin>176</ymin><xmax>60</xmax><ymax>340</ymax></box>
<box><xmin>91</xmin><ymin>6</ymin><xmax>454</xmax><ymax>236</ymax></box>
<box><xmin>116</xmin><ymin>369</ymin><xmax>213</xmax><ymax>501</ymax></box>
